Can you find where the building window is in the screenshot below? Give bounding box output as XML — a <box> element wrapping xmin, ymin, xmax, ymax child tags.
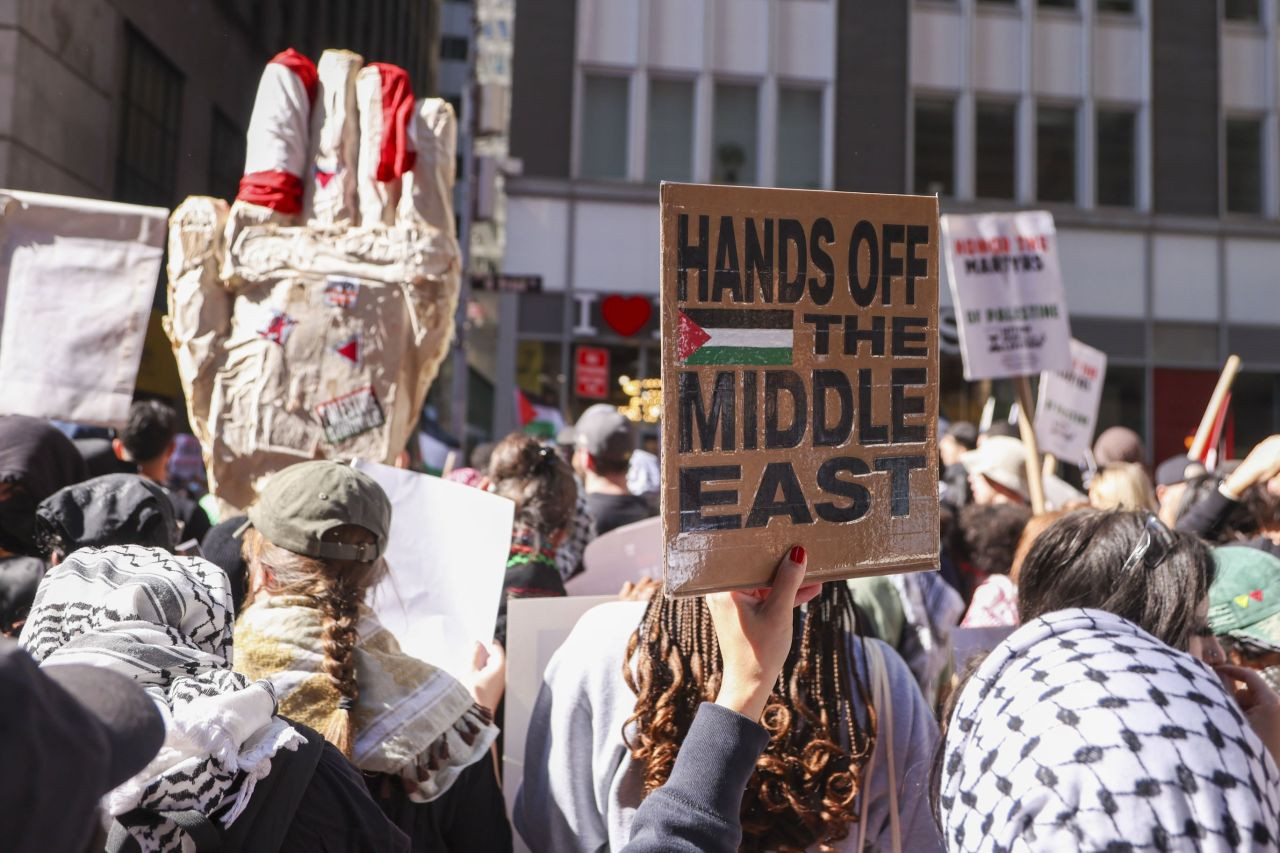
<box><xmin>712</xmin><ymin>83</ymin><xmax>759</xmax><ymax>185</ymax></box>
<box><xmin>115</xmin><ymin>26</ymin><xmax>183</xmax><ymax>206</ymax></box>
<box><xmin>1039</xmin><ymin>0</ymin><xmax>1076</xmax><ymax>8</ymax></box>
<box><xmin>1225</xmin><ymin>117</ymin><xmax>1263</xmax><ymax>215</ymax></box>
<box><xmin>976</xmin><ymin>101</ymin><xmax>1016</xmax><ymax>199</ymax></box>
<box><xmin>776</xmin><ymin>87</ymin><xmax>823</xmax><ymax>189</ymax></box>
<box><xmin>1096</xmin><ymin>0</ymin><xmax>1135</xmax><ymax>12</ymax></box>
<box><xmin>646</xmin><ymin>79</ymin><xmax>693</xmax><ymax>182</ymax></box>
<box><xmin>1224</xmin><ymin>0</ymin><xmax>1261</xmax><ymax>22</ymax></box>
<box><xmin>579</xmin><ymin>74</ymin><xmax>629</xmax><ymax>180</ymax></box>
<box><xmin>1036</xmin><ymin>105</ymin><xmax>1076</xmax><ymax>203</ymax></box>
<box><xmin>440</xmin><ymin>35</ymin><xmax>469</xmax><ymax>61</ymax></box>
<box><xmin>1096</xmin><ymin>108</ymin><xmax>1136</xmax><ymax>207</ymax></box>
<box><xmin>208</xmin><ymin>109</ymin><xmax>244</xmax><ymax>202</ymax></box>
<box><xmin>913</xmin><ymin>98</ymin><xmax>954</xmax><ymax>196</ymax></box>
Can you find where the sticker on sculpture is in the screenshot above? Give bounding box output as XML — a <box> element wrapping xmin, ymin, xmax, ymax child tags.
<box><xmin>315</xmin><ymin>385</ymin><xmax>385</xmax><ymax>444</ymax></box>
<box><xmin>323</xmin><ymin>276</ymin><xmax>361</xmax><ymax>309</ymax></box>
<box><xmin>258</xmin><ymin>311</ymin><xmax>297</xmax><ymax>345</ymax></box>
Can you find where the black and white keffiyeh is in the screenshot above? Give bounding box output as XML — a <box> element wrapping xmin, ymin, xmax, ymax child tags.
<box><xmin>939</xmin><ymin>608</ymin><xmax>1280</xmax><ymax>851</ymax></box>
<box><xmin>19</xmin><ymin>545</ymin><xmax>303</xmax><ymax>853</ymax></box>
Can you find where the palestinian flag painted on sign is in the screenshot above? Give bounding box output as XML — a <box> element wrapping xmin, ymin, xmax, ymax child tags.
<box><xmin>677</xmin><ymin>308</ymin><xmax>794</xmax><ymax>365</ymax></box>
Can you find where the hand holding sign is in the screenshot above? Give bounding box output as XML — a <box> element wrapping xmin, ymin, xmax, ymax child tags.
<box><xmin>660</xmin><ymin>183</ymin><xmax>940</xmax><ymax>595</ymax></box>
<box><xmin>707</xmin><ymin>545</ymin><xmax>814</xmax><ymax>722</ymax></box>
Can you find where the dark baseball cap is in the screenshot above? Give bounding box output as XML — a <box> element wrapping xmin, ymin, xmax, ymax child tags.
<box><xmin>574</xmin><ymin>405</ymin><xmax>635</xmax><ymax>465</ymax></box>
<box><xmin>945</xmin><ymin>421</ymin><xmax>978</xmax><ymax>450</ymax></box>
<box><xmin>243</xmin><ymin>461</ymin><xmax>390</xmax><ymax>562</ymax></box>
<box><xmin>3</xmin><ymin>638</ymin><xmax>164</xmax><ymax>789</ymax></box>
<box><xmin>1154</xmin><ymin>454</ymin><xmax>1207</xmax><ymax>488</ymax></box>
<box><xmin>35</xmin><ymin>474</ymin><xmax>177</xmax><ymax>554</ymax></box>
<box><xmin>1</xmin><ymin>640</ymin><xmax>164</xmax><ymax>851</ymax></box>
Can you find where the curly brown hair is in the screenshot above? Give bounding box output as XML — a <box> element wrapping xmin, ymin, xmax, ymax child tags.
<box><xmin>488</xmin><ymin>433</ymin><xmax>578</xmax><ymax>546</ymax></box>
<box><xmin>242</xmin><ymin>525</ymin><xmax>387</xmax><ymax>758</ymax></box>
<box><xmin>622</xmin><ymin>583</ymin><xmax>876</xmax><ymax>852</ymax></box>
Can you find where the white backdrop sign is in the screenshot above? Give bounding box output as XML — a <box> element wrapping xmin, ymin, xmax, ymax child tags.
<box><xmin>503</xmin><ymin>595</ymin><xmax>625</xmax><ymax>848</ymax></box>
<box><xmin>941</xmin><ymin>210</ymin><xmax>1071</xmax><ymax>380</ymax></box>
<box><xmin>0</xmin><ymin>190</ymin><xmax>167</xmax><ymax>427</ymax></box>
<box><xmin>1035</xmin><ymin>338</ymin><xmax>1108</xmax><ymax>464</ymax></box>
<box><xmin>354</xmin><ymin>460</ymin><xmax>514</xmax><ymax>680</ymax></box>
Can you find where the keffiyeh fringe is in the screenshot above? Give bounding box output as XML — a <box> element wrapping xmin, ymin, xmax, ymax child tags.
<box><xmin>235</xmin><ymin>595</ymin><xmax>498</xmax><ymax>802</ymax></box>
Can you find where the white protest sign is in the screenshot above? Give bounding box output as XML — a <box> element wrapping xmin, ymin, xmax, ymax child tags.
<box><xmin>0</xmin><ymin>190</ymin><xmax>167</xmax><ymax>427</ymax></box>
<box><xmin>1035</xmin><ymin>338</ymin><xmax>1107</xmax><ymax>464</ymax></box>
<box><xmin>941</xmin><ymin>210</ymin><xmax>1071</xmax><ymax>381</ymax></box>
<box><xmin>353</xmin><ymin>460</ymin><xmax>514</xmax><ymax>680</ymax></box>
<box><xmin>565</xmin><ymin>515</ymin><xmax>661</xmax><ymax>596</ymax></box>
<box><xmin>502</xmin><ymin>595</ymin><xmax>624</xmax><ymax>846</ymax></box>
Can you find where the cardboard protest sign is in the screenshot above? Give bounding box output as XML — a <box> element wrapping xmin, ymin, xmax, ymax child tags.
<box><xmin>0</xmin><ymin>190</ymin><xmax>166</xmax><ymax>427</ymax></box>
<box><xmin>940</xmin><ymin>211</ymin><xmax>1071</xmax><ymax>381</ymax></box>
<box><xmin>1035</xmin><ymin>338</ymin><xmax>1107</xmax><ymax>464</ymax></box>
<box><xmin>353</xmin><ymin>461</ymin><xmax>513</xmax><ymax>680</ymax></box>
<box><xmin>660</xmin><ymin>183</ymin><xmax>940</xmax><ymax>596</ymax></box>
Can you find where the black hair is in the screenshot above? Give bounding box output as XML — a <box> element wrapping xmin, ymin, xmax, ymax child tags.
<box><xmin>1018</xmin><ymin>508</ymin><xmax>1215</xmax><ymax>652</ymax></box>
<box><xmin>1175</xmin><ymin>473</ymin><xmax>1259</xmax><ymax>542</ymax></box>
<box><xmin>930</xmin><ymin>508</ymin><xmax>1217</xmax><ymax>824</ymax></box>
<box><xmin>122</xmin><ymin>400</ymin><xmax>178</xmax><ymax>464</ymax></box>
<box><xmin>957</xmin><ymin>504</ymin><xmax>1031</xmax><ymax>577</ymax></box>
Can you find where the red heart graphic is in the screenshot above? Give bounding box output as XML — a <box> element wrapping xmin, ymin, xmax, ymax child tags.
<box><xmin>602</xmin><ymin>295</ymin><xmax>652</xmax><ymax>337</ymax></box>
<box><xmin>1252</xmin><ymin>589</ymin><xmax>1264</xmax><ymax>602</ymax></box>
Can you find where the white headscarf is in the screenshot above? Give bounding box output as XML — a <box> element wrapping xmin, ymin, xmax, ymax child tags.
<box><xmin>20</xmin><ymin>545</ymin><xmax>303</xmax><ymax>853</ymax></box>
<box><xmin>939</xmin><ymin>608</ymin><xmax>1280</xmax><ymax>851</ymax></box>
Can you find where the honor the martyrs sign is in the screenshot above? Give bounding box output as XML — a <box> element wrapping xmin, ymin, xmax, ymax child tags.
<box><xmin>659</xmin><ymin>183</ymin><xmax>940</xmax><ymax>596</ymax></box>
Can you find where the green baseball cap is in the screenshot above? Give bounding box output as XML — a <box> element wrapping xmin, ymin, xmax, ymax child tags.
<box><xmin>243</xmin><ymin>461</ymin><xmax>391</xmax><ymax>562</ymax></box>
<box><xmin>1208</xmin><ymin>546</ymin><xmax>1280</xmax><ymax>651</ymax></box>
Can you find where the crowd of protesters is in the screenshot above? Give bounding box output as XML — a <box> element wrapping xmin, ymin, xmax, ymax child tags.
<box><xmin>6</xmin><ymin>396</ymin><xmax>1280</xmax><ymax>852</ymax></box>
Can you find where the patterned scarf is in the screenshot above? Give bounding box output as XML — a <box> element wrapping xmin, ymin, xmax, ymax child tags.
<box><xmin>939</xmin><ymin>608</ymin><xmax>1280</xmax><ymax>851</ymax></box>
<box><xmin>234</xmin><ymin>595</ymin><xmax>497</xmax><ymax>802</ymax></box>
<box><xmin>19</xmin><ymin>545</ymin><xmax>303</xmax><ymax>853</ymax></box>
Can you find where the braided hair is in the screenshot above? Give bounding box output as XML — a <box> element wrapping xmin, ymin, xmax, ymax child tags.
<box><xmin>242</xmin><ymin>525</ymin><xmax>385</xmax><ymax>758</ymax></box>
<box><xmin>622</xmin><ymin>583</ymin><xmax>876</xmax><ymax>852</ymax></box>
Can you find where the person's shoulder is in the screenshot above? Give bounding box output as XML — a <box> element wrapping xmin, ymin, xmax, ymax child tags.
<box><xmin>565</xmin><ymin>600</ymin><xmax>648</xmax><ymax>647</ymax></box>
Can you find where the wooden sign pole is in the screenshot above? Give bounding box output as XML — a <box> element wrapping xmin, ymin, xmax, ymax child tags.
<box><xmin>1014</xmin><ymin>376</ymin><xmax>1046</xmax><ymax>514</ymax></box>
<box><xmin>1188</xmin><ymin>355</ymin><xmax>1241</xmax><ymax>462</ymax></box>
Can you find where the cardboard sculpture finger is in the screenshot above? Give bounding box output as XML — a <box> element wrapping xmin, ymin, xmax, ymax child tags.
<box><xmin>303</xmin><ymin>49</ymin><xmax>361</xmax><ymax>226</ymax></box>
<box><xmin>660</xmin><ymin>183</ymin><xmax>940</xmax><ymax>596</ymax></box>
<box><xmin>166</xmin><ymin>49</ymin><xmax>459</xmax><ymax>513</ymax></box>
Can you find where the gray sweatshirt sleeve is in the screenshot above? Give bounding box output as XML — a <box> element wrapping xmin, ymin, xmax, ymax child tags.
<box><xmin>621</xmin><ymin>702</ymin><xmax>769</xmax><ymax>853</ymax></box>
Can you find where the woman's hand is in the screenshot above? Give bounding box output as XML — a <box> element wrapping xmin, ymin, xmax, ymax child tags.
<box><xmin>618</xmin><ymin>576</ymin><xmax>661</xmax><ymax>601</ymax></box>
<box><xmin>704</xmin><ymin>546</ymin><xmax>820</xmax><ymax>722</ymax></box>
<box><xmin>467</xmin><ymin>640</ymin><xmax>506</xmax><ymax>712</ymax></box>
<box><xmin>1215</xmin><ymin>663</ymin><xmax>1280</xmax><ymax>766</ymax></box>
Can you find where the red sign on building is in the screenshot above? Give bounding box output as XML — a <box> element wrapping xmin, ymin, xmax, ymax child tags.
<box><xmin>575</xmin><ymin>346</ymin><xmax>610</xmax><ymax>399</ymax></box>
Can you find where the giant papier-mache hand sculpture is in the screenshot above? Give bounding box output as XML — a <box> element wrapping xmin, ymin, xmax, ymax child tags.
<box><xmin>166</xmin><ymin>49</ymin><xmax>459</xmax><ymax>512</ymax></box>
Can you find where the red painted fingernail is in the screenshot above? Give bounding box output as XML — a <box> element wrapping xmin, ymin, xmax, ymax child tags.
<box><xmin>789</xmin><ymin>545</ymin><xmax>806</xmax><ymax>564</ymax></box>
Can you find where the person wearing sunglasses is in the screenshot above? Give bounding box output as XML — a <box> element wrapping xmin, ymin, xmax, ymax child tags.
<box><xmin>934</xmin><ymin>509</ymin><xmax>1280</xmax><ymax>850</ymax></box>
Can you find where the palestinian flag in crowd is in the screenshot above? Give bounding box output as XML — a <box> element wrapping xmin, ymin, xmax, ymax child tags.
<box><xmin>677</xmin><ymin>308</ymin><xmax>794</xmax><ymax>366</ymax></box>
